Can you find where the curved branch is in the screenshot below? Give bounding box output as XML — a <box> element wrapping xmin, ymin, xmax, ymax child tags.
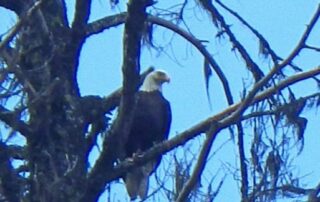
<box><xmin>279</xmin><ymin>4</ymin><xmax>320</xmax><ymax>67</ymax></box>
<box><xmin>198</xmin><ymin>0</ymin><xmax>264</xmax><ymax>82</ymax></box>
<box><xmin>228</xmin><ymin>4</ymin><xmax>320</xmax><ymax>122</ymax></box>
<box><xmin>216</xmin><ymin>0</ymin><xmax>280</xmax><ymax>65</ymax></box>
<box><xmin>148</xmin><ymin>15</ymin><xmax>234</xmax><ymax>105</ymax></box>
<box><xmin>85</xmin><ymin>13</ymin><xmax>234</xmax><ymax>105</ymax></box>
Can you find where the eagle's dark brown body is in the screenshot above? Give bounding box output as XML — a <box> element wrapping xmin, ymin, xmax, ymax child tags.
<box><xmin>123</xmin><ymin>70</ymin><xmax>171</xmax><ymax>200</ymax></box>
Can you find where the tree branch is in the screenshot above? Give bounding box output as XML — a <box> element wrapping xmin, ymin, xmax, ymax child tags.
<box><xmin>0</xmin><ymin>0</ymin><xmax>24</xmax><ymax>14</ymax></box>
<box><xmin>216</xmin><ymin>0</ymin><xmax>280</xmax><ymax>64</ymax></box>
<box><xmin>198</xmin><ymin>0</ymin><xmax>264</xmax><ymax>82</ymax></box>
<box><xmin>280</xmin><ymin>4</ymin><xmax>320</xmax><ymax>67</ymax></box>
<box><xmin>308</xmin><ymin>181</ymin><xmax>320</xmax><ymax>201</ymax></box>
<box><xmin>71</xmin><ymin>0</ymin><xmax>92</xmax><ymax>29</ymax></box>
<box><xmin>225</xmin><ymin>5</ymin><xmax>320</xmax><ymax>124</ymax></box>
<box><xmin>85</xmin><ymin>13</ymin><xmax>127</xmax><ymax>36</ymax></box>
<box><xmin>85</xmin><ymin>13</ymin><xmax>234</xmax><ymax>105</ymax></box>
<box><xmin>0</xmin><ymin>106</ymin><xmax>31</xmax><ymax>137</ymax></box>
<box><xmin>148</xmin><ymin>15</ymin><xmax>234</xmax><ymax>105</ymax></box>
<box><xmin>100</xmin><ymin>67</ymin><xmax>155</xmax><ymax>113</ymax></box>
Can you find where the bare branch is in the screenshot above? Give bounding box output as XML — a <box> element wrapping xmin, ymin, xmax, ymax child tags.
<box><xmin>198</xmin><ymin>0</ymin><xmax>264</xmax><ymax>82</ymax></box>
<box><xmin>305</xmin><ymin>44</ymin><xmax>320</xmax><ymax>52</ymax></box>
<box><xmin>0</xmin><ymin>106</ymin><xmax>31</xmax><ymax>137</ymax></box>
<box><xmin>226</xmin><ymin>5</ymin><xmax>320</xmax><ymax>123</ymax></box>
<box><xmin>86</xmin><ymin>13</ymin><xmax>234</xmax><ymax>105</ymax></box>
<box><xmin>85</xmin><ymin>13</ymin><xmax>127</xmax><ymax>36</ymax></box>
<box><xmin>148</xmin><ymin>15</ymin><xmax>234</xmax><ymax>105</ymax></box>
<box><xmin>216</xmin><ymin>0</ymin><xmax>280</xmax><ymax>64</ymax></box>
<box><xmin>280</xmin><ymin>4</ymin><xmax>320</xmax><ymax>67</ymax></box>
<box><xmin>72</xmin><ymin>0</ymin><xmax>92</xmax><ymax>29</ymax></box>
<box><xmin>101</xmin><ymin>67</ymin><xmax>155</xmax><ymax>113</ymax></box>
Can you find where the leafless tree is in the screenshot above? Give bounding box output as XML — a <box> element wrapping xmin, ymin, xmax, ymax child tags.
<box><xmin>0</xmin><ymin>0</ymin><xmax>319</xmax><ymax>201</ymax></box>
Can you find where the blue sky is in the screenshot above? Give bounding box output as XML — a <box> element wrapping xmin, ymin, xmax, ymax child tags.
<box><xmin>1</xmin><ymin>0</ymin><xmax>320</xmax><ymax>201</ymax></box>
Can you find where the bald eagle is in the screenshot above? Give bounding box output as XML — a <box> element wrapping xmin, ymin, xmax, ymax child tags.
<box><xmin>124</xmin><ymin>70</ymin><xmax>172</xmax><ymax>200</ymax></box>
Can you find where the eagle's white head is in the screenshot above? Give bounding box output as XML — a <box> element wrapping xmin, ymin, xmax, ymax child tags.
<box><xmin>140</xmin><ymin>70</ymin><xmax>170</xmax><ymax>92</ymax></box>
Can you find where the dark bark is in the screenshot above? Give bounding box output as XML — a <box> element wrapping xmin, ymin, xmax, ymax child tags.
<box><xmin>8</xmin><ymin>1</ymin><xmax>87</xmax><ymax>201</ymax></box>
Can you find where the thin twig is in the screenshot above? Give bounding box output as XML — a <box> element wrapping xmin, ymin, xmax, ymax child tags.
<box><xmin>216</xmin><ymin>0</ymin><xmax>280</xmax><ymax>64</ymax></box>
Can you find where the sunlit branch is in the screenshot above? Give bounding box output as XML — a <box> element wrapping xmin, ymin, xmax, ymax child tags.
<box><xmin>85</xmin><ymin>13</ymin><xmax>126</xmax><ymax>36</ymax></box>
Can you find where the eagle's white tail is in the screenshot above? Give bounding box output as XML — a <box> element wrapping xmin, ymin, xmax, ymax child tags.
<box><xmin>125</xmin><ymin>162</ymin><xmax>156</xmax><ymax>200</ymax></box>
